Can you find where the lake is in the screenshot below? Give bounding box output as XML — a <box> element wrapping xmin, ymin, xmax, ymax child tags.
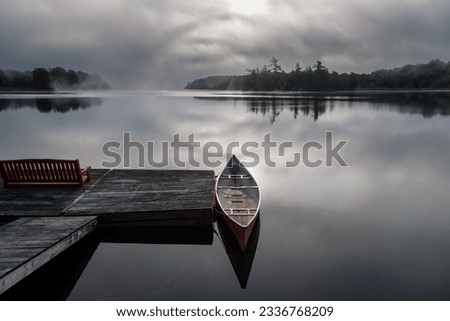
<box><xmin>1</xmin><ymin>90</ymin><xmax>450</xmax><ymax>300</ymax></box>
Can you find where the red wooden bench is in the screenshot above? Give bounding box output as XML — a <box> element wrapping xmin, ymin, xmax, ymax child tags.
<box><xmin>0</xmin><ymin>159</ymin><xmax>91</xmax><ymax>188</ymax></box>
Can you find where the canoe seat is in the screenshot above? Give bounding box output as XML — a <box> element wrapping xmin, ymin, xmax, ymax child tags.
<box><xmin>225</xmin><ymin>175</ymin><xmax>252</xmax><ymax>179</ymax></box>
<box><xmin>217</xmin><ymin>186</ymin><xmax>258</xmax><ymax>189</ymax></box>
<box><xmin>224</xmin><ymin>208</ymin><xmax>258</xmax><ymax>216</ymax></box>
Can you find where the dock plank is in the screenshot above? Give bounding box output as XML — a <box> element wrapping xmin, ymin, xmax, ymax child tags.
<box><xmin>0</xmin><ymin>216</ymin><xmax>97</xmax><ymax>294</ymax></box>
<box><xmin>64</xmin><ymin>169</ymin><xmax>215</xmax><ymax>222</ymax></box>
<box><xmin>0</xmin><ymin>169</ymin><xmax>108</xmax><ymax>217</ymax></box>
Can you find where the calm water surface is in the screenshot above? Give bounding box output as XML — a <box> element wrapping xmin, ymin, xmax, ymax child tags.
<box><xmin>1</xmin><ymin>90</ymin><xmax>450</xmax><ymax>300</ymax></box>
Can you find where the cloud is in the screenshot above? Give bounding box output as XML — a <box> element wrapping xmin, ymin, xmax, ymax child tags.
<box><xmin>1</xmin><ymin>0</ymin><xmax>450</xmax><ymax>89</ymax></box>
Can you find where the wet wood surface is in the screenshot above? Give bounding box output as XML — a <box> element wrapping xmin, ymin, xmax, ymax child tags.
<box><xmin>0</xmin><ymin>169</ymin><xmax>215</xmax><ymax>222</ymax></box>
<box><xmin>63</xmin><ymin>169</ymin><xmax>215</xmax><ymax>223</ymax></box>
<box><xmin>0</xmin><ymin>216</ymin><xmax>97</xmax><ymax>294</ymax></box>
<box><xmin>0</xmin><ymin>169</ymin><xmax>108</xmax><ymax>217</ymax></box>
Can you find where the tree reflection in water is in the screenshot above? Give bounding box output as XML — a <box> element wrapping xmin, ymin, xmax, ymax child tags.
<box><xmin>0</xmin><ymin>97</ymin><xmax>102</xmax><ymax>113</ymax></box>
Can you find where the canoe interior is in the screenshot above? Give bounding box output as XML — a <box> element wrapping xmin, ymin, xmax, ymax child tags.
<box><xmin>216</xmin><ymin>155</ymin><xmax>260</xmax><ymax>227</ymax></box>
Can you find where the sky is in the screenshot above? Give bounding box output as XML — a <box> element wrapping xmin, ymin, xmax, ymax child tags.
<box><xmin>1</xmin><ymin>0</ymin><xmax>450</xmax><ymax>89</ymax></box>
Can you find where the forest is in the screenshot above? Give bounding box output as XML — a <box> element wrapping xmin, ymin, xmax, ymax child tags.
<box><xmin>185</xmin><ymin>58</ymin><xmax>450</xmax><ymax>91</ymax></box>
<box><xmin>0</xmin><ymin>67</ymin><xmax>110</xmax><ymax>91</ymax></box>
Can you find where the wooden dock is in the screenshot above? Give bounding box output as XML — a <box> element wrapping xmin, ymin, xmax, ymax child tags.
<box><xmin>0</xmin><ymin>216</ymin><xmax>97</xmax><ymax>295</ymax></box>
<box><xmin>0</xmin><ymin>168</ymin><xmax>215</xmax><ymax>295</ymax></box>
<box><xmin>0</xmin><ymin>169</ymin><xmax>108</xmax><ymax>217</ymax></box>
<box><xmin>62</xmin><ymin>169</ymin><xmax>214</xmax><ymax>224</ymax></box>
<box><xmin>0</xmin><ymin>169</ymin><xmax>215</xmax><ymax>223</ymax></box>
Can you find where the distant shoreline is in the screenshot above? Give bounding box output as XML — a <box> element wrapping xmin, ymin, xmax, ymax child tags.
<box><xmin>0</xmin><ymin>67</ymin><xmax>110</xmax><ymax>92</ymax></box>
<box><xmin>184</xmin><ymin>88</ymin><xmax>450</xmax><ymax>94</ymax></box>
<box><xmin>186</xmin><ymin>59</ymin><xmax>450</xmax><ymax>92</ymax></box>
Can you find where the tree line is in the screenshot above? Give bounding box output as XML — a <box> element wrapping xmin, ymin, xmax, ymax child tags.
<box><xmin>185</xmin><ymin>58</ymin><xmax>450</xmax><ymax>91</ymax></box>
<box><xmin>0</xmin><ymin>67</ymin><xmax>110</xmax><ymax>91</ymax></box>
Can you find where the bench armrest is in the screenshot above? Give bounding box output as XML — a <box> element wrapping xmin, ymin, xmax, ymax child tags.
<box><xmin>81</xmin><ymin>166</ymin><xmax>92</xmax><ymax>180</ymax></box>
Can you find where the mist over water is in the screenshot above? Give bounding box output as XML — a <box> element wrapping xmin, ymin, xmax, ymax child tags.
<box><xmin>1</xmin><ymin>91</ymin><xmax>450</xmax><ymax>300</ymax></box>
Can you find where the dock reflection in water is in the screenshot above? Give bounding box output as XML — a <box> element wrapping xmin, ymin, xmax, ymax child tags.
<box><xmin>0</xmin><ymin>220</ymin><xmax>215</xmax><ymax>300</ymax></box>
<box><xmin>99</xmin><ymin>220</ymin><xmax>214</xmax><ymax>246</ymax></box>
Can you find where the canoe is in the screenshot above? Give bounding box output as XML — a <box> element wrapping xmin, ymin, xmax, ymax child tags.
<box><xmin>215</xmin><ymin>155</ymin><xmax>261</xmax><ymax>251</ymax></box>
<box><xmin>217</xmin><ymin>214</ymin><xmax>260</xmax><ymax>289</ymax></box>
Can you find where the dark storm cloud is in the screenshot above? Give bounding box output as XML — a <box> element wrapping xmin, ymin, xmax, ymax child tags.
<box><xmin>1</xmin><ymin>0</ymin><xmax>449</xmax><ymax>89</ymax></box>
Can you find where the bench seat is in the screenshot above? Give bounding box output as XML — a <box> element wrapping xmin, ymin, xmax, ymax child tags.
<box><xmin>0</xmin><ymin>159</ymin><xmax>91</xmax><ymax>188</ymax></box>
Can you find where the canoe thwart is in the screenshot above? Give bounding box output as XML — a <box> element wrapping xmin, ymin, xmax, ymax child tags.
<box><xmin>217</xmin><ymin>186</ymin><xmax>259</xmax><ymax>189</ymax></box>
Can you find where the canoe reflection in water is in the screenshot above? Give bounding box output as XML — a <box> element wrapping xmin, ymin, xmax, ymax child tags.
<box><xmin>216</xmin><ymin>213</ymin><xmax>260</xmax><ymax>289</ymax></box>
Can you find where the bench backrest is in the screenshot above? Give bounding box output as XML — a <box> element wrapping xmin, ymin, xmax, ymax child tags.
<box><xmin>0</xmin><ymin>159</ymin><xmax>83</xmax><ymax>186</ymax></box>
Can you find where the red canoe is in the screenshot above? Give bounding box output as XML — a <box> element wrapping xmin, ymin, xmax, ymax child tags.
<box><xmin>215</xmin><ymin>155</ymin><xmax>261</xmax><ymax>251</ymax></box>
